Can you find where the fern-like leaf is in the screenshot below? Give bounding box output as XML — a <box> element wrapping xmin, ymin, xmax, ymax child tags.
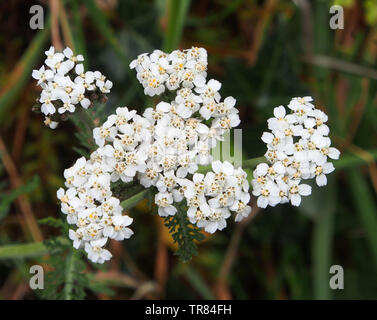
<box><xmin>163</xmin><ymin>201</ymin><xmax>205</xmax><ymax>262</ymax></box>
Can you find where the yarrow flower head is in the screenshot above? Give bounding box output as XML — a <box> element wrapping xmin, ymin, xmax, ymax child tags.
<box><xmin>178</xmin><ymin>160</ymin><xmax>252</xmax><ymax>233</ymax></box>
<box><xmin>32</xmin><ymin>46</ymin><xmax>112</xmax><ymax>129</ymax></box>
<box><xmin>130</xmin><ymin>47</ymin><xmax>207</xmax><ymax>96</ymax></box>
<box><xmin>54</xmin><ymin>46</ymin><xmax>338</xmax><ymax>264</ymax></box>
<box><xmin>55</xmin><ymin>47</ymin><xmax>250</xmax><ymax>263</ymax></box>
<box><xmin>251</xmin><ymin>97</ymin><xmax>340</xmax><ymax>208</ymax></box>
<box><xmin>58</xmin><ymin>151</ymin><xmax>134</xmax><ymax>263</ymax></box>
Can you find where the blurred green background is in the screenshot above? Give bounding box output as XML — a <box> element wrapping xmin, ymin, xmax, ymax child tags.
<box><xmin>0</xmin><ymin>0</ymin><xmax>377</xmax><ymax>300</ymax></box>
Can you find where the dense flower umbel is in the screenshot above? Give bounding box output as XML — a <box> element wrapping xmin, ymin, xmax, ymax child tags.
<box><xmin>57</xmin><ymin>151</ymin><xmax>133</xmax><ymax>264</ymax></box>
<box><xmin>130</xmin><ymin>48</ymin><xmax>208</xmax><ymax>96</ymax></box>
<box><xmin>57</xmin><ymin>47</ymin><xmax>250</xmax><ymax>263</ymax></box>
<box><xmin>129</xmin><ymin>47</ymin><xmax>246</xmax><ymax>232</ymax></box>
<box><xmin>251</xmin><ymin>97</ymin><xmax>340</xmax><ymax>208</ymax></box>
<box><xmin>32</xmin><ymin>46</ymin><xmax>112</xmax><ymax>129</ymax></box>
<box><xmin>177</xmin><ymin>161</ymin><xmax>251</xmax><ymax>233</ymax></box>
<box><xmin>56</xmin><ymin>49</ymin><xmax>338</xmax><ymax>264</ymax></box>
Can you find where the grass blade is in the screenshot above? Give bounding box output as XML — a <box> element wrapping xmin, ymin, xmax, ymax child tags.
<box><xmin>70</xmin><ymin>0</ymin><xmax>88</xmax><ymax>68</ymax></box>
<box><xmin>0</xmin><ymin>241</ymin><xmax>48</xmax><ymax>260</ymax></box>
<box><xmin>335</xmin><ymin>150</ymin><xmax>377</xmax><ymax>170</ymax></box>
<box><xmin>83</xmin><ymin>0</ymin><xmax>131</xmax><ymax>69</ymax></box>
<box><xmin>347</xmin><ymin>168</ymin><xmax>377</xmax><ymax>267</ymax></box>
<box><xmin>0</xmin><ymin>237</ymin><xmax>68</xmax><ymax>260</ymax></box>
<box><xmin>312</xmin><ymin>194</ymin><xmax>335</xmax><ymax>299</ymax></box>
<box><xmin>182</xmin><ymin>266</ymin><xmax>215</xmax><ymax>299</ymax></box>
<box><xmin>163</xmin><ymin>0</ymin><xmax>191</xmax><ymax>51</ymax></box>
<box><xmin>0</xmin><ymin>17</ymin><xmax>51</xmax><ymax>121</ymax></box>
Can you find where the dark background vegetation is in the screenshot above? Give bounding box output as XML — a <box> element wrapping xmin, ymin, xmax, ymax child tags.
<box><xmin>0</xmin><ymin>0</ymin><xmax>377</xmax><ymax>299</ymax></box>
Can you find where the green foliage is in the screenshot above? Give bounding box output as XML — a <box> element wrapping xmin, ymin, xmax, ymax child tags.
<box><xmin>300</xmin><ymin>177</ymin><xmax>337</xmax><ymax>299</ymax></box>
<box><xmin>0</xmin><ymin>18</ymin><xmax>51</xmax><ymax>121</ymax></box>
<box><xmin>347</xmin><ymin>168</ymin><xmax>377</xmax><ymax>268</ymax></box>
<box><xmin>163</xmin><ymin>0</ymin><xmax>191</xmax><ymax>51</ymax></box>
<box><xmin>179</xmin><ymin>265</ymin><xmax>215</xmax><ymax>299</ymax></box>
<box><xmin>42</xmin><ymin>249</ymin><xmax>86</xmax><ymax>300</ymax></box>
<box><xmin>364</xmin><ymin>0</ymin><xmax>377</xmax><ymax>25</ymax></box>
<box><xmin>0</xmin><ymin>240</ymin><xmax>50</xmax><ymax>260</ymax></box>
<box><xmin>2</xmin><ymin>0</ymin><xmax>377</xmax><ymax>300</ymax></box>
<box><xmin>39</xmin><ymin>217</ymin><xmax>112</xmax><ymax>300</ymax></box>
<box><xmin>38</xmin><ymin>216</ymin><xmax>67</xmax><ymax>231</ymax></box>
<box><xmin>86</xmin><ymin>273</ymin><xmax>115</xmax><ymax>297</ymax></box>
<box><xmin>70</xmin><ymin>102</ymin><xmax>107</xmax><ymax>155</ymax></box>
<box><xmin>333</xmin><ymin>0</ymin><xmax>377</xmax><ymax>26</ymax></box>
<box><xmin>332</xmin><ymin>0</ymin><xmax>355</xmax><ymax>7</ymax></box>
<box><xmin>0</xmin><ymin>175</ymin><xmax>39</xmax><ymax>222</ymax></box>
<box><xmin>83</xmin><ymin>0</ymin><xmax>135</xmax><ymax>75</ymax></box>
<box><xmin>163</xmin><ymin>201</ymin><xmax>205</xmax><ymax>262</ymax></box>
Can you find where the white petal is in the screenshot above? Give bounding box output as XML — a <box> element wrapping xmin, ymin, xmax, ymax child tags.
<box><xmin>322</xmin><ymin>162</ymin><xmax>335</xmax><ymax>174</ymax></box>
<box><xmin>273</xmin><ymin>106</ymin><xmax>286</xmax><ymax>118</ymax></box>
<box><xmin>328</xmin><ymin>148</ymin><xmax>340</xmax><ymax>160</ymax></box>
<box><xmin>261</xmin><ymin>132</ymin><xmax>274</xmax><ymax>144</ymax></box>
<box><xmin>316</xmin><ymin>174</ymin><xmax>327</xmax><ymax>187</ymax></box>
<box><xmin>290</xmin><ymin>194</ymin><xmax>301</xmax><ymax>206</ymax></box>
<box><xmin>298</xmin><ymin>184</ymin><xmax>311</xmax><ymax>196</ymax></box>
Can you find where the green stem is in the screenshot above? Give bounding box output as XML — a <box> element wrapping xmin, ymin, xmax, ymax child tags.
<box><xmin>76</xmin><ymin>108</ymin><xmax>95</xmax><ymax>132</ymax></box>
<box><xmin>0</xmin><ymin>241</ymin><xmax>47</xmax><ymax>260</ymax></box>
<box><xmin>313</xmin><ymin>209</ymin><xmax>334</xmax><ymax>300</ymax></box>
<box><xmin>312</xmin><ymin>182</ymin><xmax>336</xmax><ymax>300</ymax></box>
<box><xmin>241</xmin><ymin>156</ymin><xmax>266</xmax><ymax>169</ymax></box>
<box><xmin>64</xmin><ymin>249</ymin><xmax>77</xmax><ymax>300</ymax></box>
<box><xmin>120</xmin><ymin>188</ymin><xmax>150</xmax><ymax>210</ymax></box>
<box><xmin>0</xmin><ymin>237</ymin><xmax>68</xmax><ymax>260</ymax></box>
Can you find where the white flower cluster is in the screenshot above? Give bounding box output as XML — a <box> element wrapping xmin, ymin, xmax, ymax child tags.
<box><xmin>57</xmin><ymin>149</ymin><xmax>134</xmax><ymax>264</ymax></box>
<box><xmin>130</xmin><ymin>47</ymin><xmax>208</xmax><ymax>96</ymax></box>
<box><xmin>130</xmin><ymin>47</ymin><xmax>240</xmax><ymax>127</ymax></box>
<box><xmin>57</xmin><ymin>47</ymin><xmax>252</xmax><ymax>263</ymax></box>
<box><xmin>175</xmin><ymin>161</ymin><xmax>251</xmax><ymax>234</ymax></box>
<box><xmin>90</xmin><ymin>101</ymin><xmax>250</xmax><ymax>233</ymax></box>
<box><xmin>32</xmin><ymin>46</ymin><xmax>113</xmax><ymax>129</ymax></box>
<box><xmin>58</xmin><ymin>102</ymin><xmax>249</xmax><ymax>262</ymax></box>
<box><xmin>251</xmin><ymin>97</ymin><xmax>340</xmax><ymax>208</ymax></box>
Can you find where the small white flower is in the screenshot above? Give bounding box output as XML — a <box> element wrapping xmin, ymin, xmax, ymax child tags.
<box><xmin>312</xmin><ymin>161</ymin><xmax>335</xmax><ymax>187</ymax></box>
<box><xmin>40</xmin><ymin>90</ymin><xmax>56</xmax><ymax>115</ymax></box>
<box><xmin>93</xmin><ymin>120</ymin><xmax>118</xmax><ymax>147</ymax></box>
<box><xmin>253</xmin><ymin>180</ymin><xmax>280</xmax><ymax>208</ymax></box>
<box><xmin>155</xmin><ymin>192</ymin><xmax>177</xmax><ymax>217</ymax></box>
<box><xmin>69</xmin><ymin>229</ymin><xmax>85</xmax><ymax>249</ymax></box>
<box><xmin>57</xmin><ymin>187</ymin><xmax>77</xmax><ymax>204</ymax></box>
<box><xmin>32</xmin><ymin>65</ymin><xmax>54</xmax><ymax>85</ymax></box>
<box><xmin>43</xmin><ymin>116</ymin><xmax>58</xmax><ymax>129</ymax></box>
<box><xmin>85</xmin><ymin>238</ymin><xmax>112</xmax><ymax>264</ymax></box>
<box><xmin>231</xmin><ymin>192</ymin><xmax>251</xmax><ymax>222</ymax></box>
<box><xmin>287</xmin><ymin>181</ymin><xmax>311</xmax><ymax>206</ymax></box>
<box><xmin>205</xmin><ymin>208</ymin><xmax>230</xmax><ymax>233</ymax></box>
<box><xmin>105</xmin><ymin>215</ymin><xmax>134</xmax><ymax>241</ymax></box>
<box><xmin>195</xmin><ymin>79</ymin><xmax>221</xmax><ymax>103</ymax></box>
